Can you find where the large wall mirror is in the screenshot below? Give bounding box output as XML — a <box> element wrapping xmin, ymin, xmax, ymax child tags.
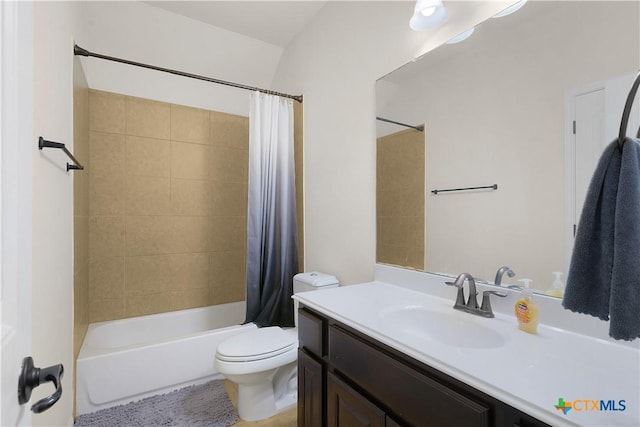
<box><xmin>376</xmin><ymin>1</ymin><xmax>640</xmax><ymax>295</ymax></box>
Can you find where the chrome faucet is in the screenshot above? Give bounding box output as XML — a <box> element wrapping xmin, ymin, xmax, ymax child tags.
<box><xmin>479</xmin><ymin>290</ymin><xmax>508</xmax><ymax>318</ymax></box>
<box><xmin>494</xmin><ymin>266</ymin><xmax>515</xmax><ymax>286</ymax></box>
<box><xmin>446</xmin><ymin>272</ymin><xmax>507</xmax><ymax>318</ymax></box>
<box><xmin>446</xmin><ymin>273</ymin><xmax>478</xmax><ymax>311</ymax></box>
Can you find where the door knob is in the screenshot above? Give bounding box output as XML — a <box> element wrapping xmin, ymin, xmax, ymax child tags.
<box><xmin>18</xmin><ymin>356</ymin><xmax>64</xmax><ymax>413</ymax></box>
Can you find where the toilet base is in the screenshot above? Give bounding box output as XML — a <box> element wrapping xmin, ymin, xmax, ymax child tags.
<box><xmin>233</xmin><ymin>362</ymin><xmax>297</xmax><ymax>421</ymax></box>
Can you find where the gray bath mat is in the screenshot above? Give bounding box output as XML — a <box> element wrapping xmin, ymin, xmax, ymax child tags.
<box><xmin>74</xmin><ymin>380</ymin><xmax>238</xmax><ymax>427</ymax></box>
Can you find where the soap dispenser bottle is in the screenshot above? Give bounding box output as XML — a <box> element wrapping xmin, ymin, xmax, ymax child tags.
<box><xmin>514</xmin><ymin>279</ymin><xmax>539</xmax><ymax>334</ymax></box>
<box><xmin>545</xmin><ymin>272</ymin><xmax>565</xmax><ymax>298</ymax></box>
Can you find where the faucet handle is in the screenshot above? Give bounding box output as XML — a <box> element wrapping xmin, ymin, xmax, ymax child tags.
<box><xmin>445</xmin><ymin>281</ymin><xmax>466</xmax><ymax>309</ymax></box>
<box><xmin>479</xmin><ymin>290</ymin><xmax>508</xmax><ymax>318</ymax></box>
<box><xmin>484</xmin><ymin>290</ymin><xmax>508</xmax><ymax>298</ymax></box>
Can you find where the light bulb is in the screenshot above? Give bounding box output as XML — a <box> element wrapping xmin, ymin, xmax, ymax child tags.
<box><xmin>409</xmin><ymin>0</ymin><xmax>448</xmax><ymax>31</ymax></box>
<box><xmin>420</xmin><ymin>6</ymin><xmax>436</xmax><ymax>17</ymax></box>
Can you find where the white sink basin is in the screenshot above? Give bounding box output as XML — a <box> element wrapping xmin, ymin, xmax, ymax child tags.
<box><xmin>380</xmin><ymin>305</ymin><xmax>506</xmax><ymax>349</ymax></box>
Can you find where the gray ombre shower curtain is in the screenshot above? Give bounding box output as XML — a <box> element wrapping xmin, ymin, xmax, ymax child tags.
<box><xmin>245</xmin><ymin>91</ymin><xmax>299</xmax><ymax>327</ymax></box>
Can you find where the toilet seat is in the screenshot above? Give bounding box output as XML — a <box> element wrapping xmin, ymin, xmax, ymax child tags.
<box><xmin>216</xmin><ymin>326</ymin><xmax>297</xmax><ymax>362</ymax></box>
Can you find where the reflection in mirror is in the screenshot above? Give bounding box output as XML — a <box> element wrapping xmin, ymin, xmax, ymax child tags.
<box><xmin>376</xmin><ymin>1</ymin><xmax>640</xmax><ymax>295</ymax></box>
<box><xmin>377</xmin><ymin>126</ymin><xmax>425</xmax><ymax>270</ymax></box>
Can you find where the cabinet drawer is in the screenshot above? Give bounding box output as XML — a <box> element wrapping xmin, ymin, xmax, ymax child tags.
<box><xmin>329</xmin><ymin>325</ymin><xmax>490</xmax><ymax>427</ymax></box>
<box><xmin>298</xmin><ymin>308</ymin><xmax>325</xmax><ymax>357</ymax></box>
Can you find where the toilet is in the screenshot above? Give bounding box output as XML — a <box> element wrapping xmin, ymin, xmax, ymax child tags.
<box><xmin>214</xmin><ymin>272</ymin><xmax>339</xmax><ymax>421</ymax></box>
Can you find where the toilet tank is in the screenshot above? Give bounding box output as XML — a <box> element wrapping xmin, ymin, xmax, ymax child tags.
<box><xmin>293</xmin><ymin>272</ymin><xmax>339</xmax><ymax>326</ymax></box>
<box><xmin>293</xmin><ymin>272</ymin><xmax>339</xmax><ymax>294</ymax></box>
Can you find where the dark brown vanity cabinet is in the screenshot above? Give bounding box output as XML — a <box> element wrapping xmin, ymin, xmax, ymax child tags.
<box><xmin>297</xmin><ymin>306</ymin><xmax>551</xmax><ymax>427</ymax></box>
<box><xmin>298</xmin><ymin>309</ymin><xmax>326</xmax><ymax>427</ymax></box>
<box><xmin>327</xmin><ymin>372</ymin><xmax>387</xmax><ymax>426</ymax></box>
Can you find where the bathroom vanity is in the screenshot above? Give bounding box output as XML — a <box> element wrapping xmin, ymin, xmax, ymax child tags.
<box><xmin>297</xmin><ymin>306</ymin><xmax>548</xmax><ymax>426</ymax></box>
<box><xmin>293</xmin><ymin>266</ymin><xmax>640</xmax><ymax>427</ymax></box>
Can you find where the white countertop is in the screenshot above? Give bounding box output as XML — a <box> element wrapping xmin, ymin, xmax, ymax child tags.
<box><xmin>293</xmin><ymin>273</ymin><xmax>640</xmax><ymax>427</ymax></box>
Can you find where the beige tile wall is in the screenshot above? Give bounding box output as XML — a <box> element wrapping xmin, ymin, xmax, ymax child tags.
<box><xmin>87</xmin><ymin>90</ymin><xmax>304</xmax><ymax>322</ymax></box>
<box><xmin>376</xmin><ymin>128</ymin><xmax>424</xmax><ymax>270</ymax></box>
<box><xmin>73</xmin><ymin>60</ymin><xmax>90</xmax><ymax>358</ymax></box>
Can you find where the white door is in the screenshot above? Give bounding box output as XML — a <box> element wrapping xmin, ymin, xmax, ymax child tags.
<box><xmin>1</xmin><ymin>2</ymin><xmax>33</xmax><ymax>425</ymax></box>
<box><xmin>564</xmin><ymin>86</ymin><xmax>606</xmax><ymax>270</ymax></box>
<box><xmin>564</xmin><ymin>72</ymin><xmax>639</xmax><ymax>270</ymax></box>
<box><xmin>573</xmin><ymin>89</ymin><xmax>606</xmax><ymax>231</ymax></box>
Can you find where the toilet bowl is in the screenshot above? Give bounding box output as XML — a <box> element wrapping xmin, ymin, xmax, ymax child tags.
<box><xmin>214</xmin><ymin>272</ymin><xmax>339</xmax><ymax>421</ymax></box>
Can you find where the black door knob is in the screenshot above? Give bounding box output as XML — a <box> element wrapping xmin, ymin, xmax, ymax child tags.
<box><xmin>18</xmin><ymin>356</ymin><xmax>64</xmax><ymax>413</ymax></box>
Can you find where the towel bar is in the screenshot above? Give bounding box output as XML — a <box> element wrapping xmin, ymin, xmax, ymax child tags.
<box><xmin>38</xmin><ymin>137</ymin><xmax>84</xmax><ymax>171</ymax></box>
<box><xmin>618</xmin><ymin>70</ymin><xmax>640</xmax><ymax>148</ymax></box>
<box><xmin>431</xmin><ymin>184</ymin><xmax>498</xmax><ymax>195</ymax></box>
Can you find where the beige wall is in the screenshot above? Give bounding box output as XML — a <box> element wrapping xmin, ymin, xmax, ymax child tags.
<box><xmin>31</xmin><ymin>2</ymin><xmax>88</xmax><ymax>424</ymax></box>
<box><xmin>73</xmin><ymin>60</ymin><xmax>90</xmax><ymax>358</ymax></box>
<box><xmin>83</xmin><ymin>1</ymin><xmax>284</xmax><ymax>117</ymax></box>
<box><xmin>377</xmin><ymin>129</ymin><xmax>424</xmax><ymax>270</ymax></box>
<box><xmin>272</xmin><ymin>1</ymin><xmax>512</xmax><ymax>285</ymax></box>
<box><xmin>87</xmin><ymin>90</ymin><xmax>248</xmax><ymax>322</ymax></box>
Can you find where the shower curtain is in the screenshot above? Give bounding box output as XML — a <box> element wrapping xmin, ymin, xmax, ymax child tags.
<box><xmin>245</xmin><ymin>91</ymin><xmax>299</xmax><ymax>327</ymax></box>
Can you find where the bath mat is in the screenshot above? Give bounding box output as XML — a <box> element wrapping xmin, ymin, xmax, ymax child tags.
<box><xmin>74</xmin><ymin>380</ymin><xmax>238</xmax><ymax>427</ymax></box>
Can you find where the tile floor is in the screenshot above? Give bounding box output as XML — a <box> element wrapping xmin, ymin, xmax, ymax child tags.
<box><xmin>224</xmin><ymin>380</ymin><xmax>297</xmax><ymax>427</ymax></box>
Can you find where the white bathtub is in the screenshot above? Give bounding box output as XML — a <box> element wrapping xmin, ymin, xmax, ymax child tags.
<box><xmin>76</xmin><ymin>302</ymin><xmax>255</xmax><ymax>415</ymax></box>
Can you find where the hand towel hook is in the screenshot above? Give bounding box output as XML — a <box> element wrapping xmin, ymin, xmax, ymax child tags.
<box><xmin>618</xmin><ymin>71</ymin><xmax>640</xmax><ymax>149</ymax></box>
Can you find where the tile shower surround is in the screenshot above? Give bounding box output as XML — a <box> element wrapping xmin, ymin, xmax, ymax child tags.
<box><xmin>84</xmin><ymin>90</ymin><xmax>304</xmax><ymax>323</ymax></box>
<box><xmin>377</xmin><ymin>128</ymin><xmax>424</xmax><ymax>270</ymax></box>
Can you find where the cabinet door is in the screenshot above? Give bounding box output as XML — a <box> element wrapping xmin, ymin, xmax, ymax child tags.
<box><xmin>327</xmin><ymin>372</ymin><xmax>386</xmax><ymax>427</ymax></box>
<box><xmin>501</xmin><ymin>405</ymin><xmax>551</xmax><ymax>427</ymax></box>
<box><xmin>298</xmin><ymin>350</ymin><xmax>323</xmax><ymax>427</ymax></box>
<box><xmin>385</xmin><ymin>416</ymin><xmax>404</xmax><ymax>427</ymax></box>
<box><xmin>329</xmin><ymin>325</ymin><xmax>490</xmax><ymax>427</ymax></box>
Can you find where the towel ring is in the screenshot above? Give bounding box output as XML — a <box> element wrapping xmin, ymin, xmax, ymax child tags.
<box><xmin>618</xmin><ymin>71</ymin><xmax>640</xmax><ymax>149</ymax></box>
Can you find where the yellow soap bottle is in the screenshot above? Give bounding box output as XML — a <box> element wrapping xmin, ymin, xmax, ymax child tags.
<box><xmin>514</xmin><ymin>279</ymin><xmax>539</xmax><ymax>334</ymax></box>
<box><xmin>545</xmin><ymin>272</ymin><xmax>564</xmax><ymax>298</ymax></box>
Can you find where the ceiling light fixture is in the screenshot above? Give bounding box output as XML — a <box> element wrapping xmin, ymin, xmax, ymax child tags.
<box><xmin>492</xmin><ymin>0</ymin><xmax>527</xmax><ymax>18</ymax></box>
<box><xmin>410</xmin><ymin>0</ymin><xmax>448</xmax><ymax>31</ymax></box>
<box><xmin>446</xmin><ymin>27</ymin><xmax>475</xmax><ymax>44</ymax></box>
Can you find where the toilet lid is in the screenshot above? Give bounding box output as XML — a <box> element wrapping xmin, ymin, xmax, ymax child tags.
<box><xmin>216</xmin><ymin>327</ymin><xmax>297</xmax><ymax>362</ymax></box>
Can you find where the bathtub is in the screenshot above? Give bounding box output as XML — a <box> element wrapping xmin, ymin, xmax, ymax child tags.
<box><xmin>76</xmin><ymin>302</ymin><xmax>256</xmax><ymax>415</ymax></box>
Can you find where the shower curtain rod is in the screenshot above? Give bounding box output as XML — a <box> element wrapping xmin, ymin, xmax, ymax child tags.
<box><xmin>376</xmin><ymin>116</ymin><xmax>424</xmax><ymax>132</ymax></box>
<box><xmin>74</xmin><ymin>45</ymin><xmax>303</xmax><ymax>103</ymax></box>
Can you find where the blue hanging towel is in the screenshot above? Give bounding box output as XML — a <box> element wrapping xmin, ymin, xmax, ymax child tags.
<box><xmin>563</xmin><ymin>137</ymin><xmax>640</xmax><ymax>341</ymax></box>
